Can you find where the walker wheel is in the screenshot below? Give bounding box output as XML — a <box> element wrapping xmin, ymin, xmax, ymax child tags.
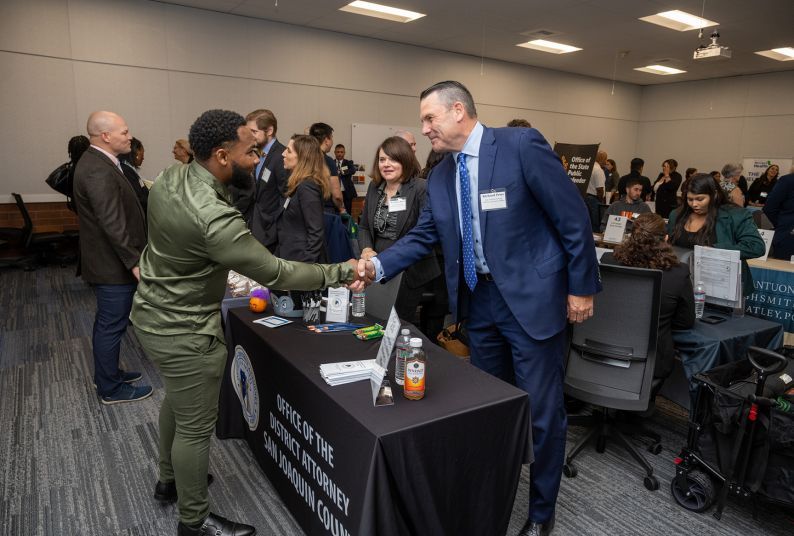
<box><xmin>671</xmin><ymin>470</ymin><xmax>715</xmax><ymax>512</ymax></box>
<box><xmin>563</xmin><ymin>464</ymin><xmax>578</xmax><ymax>478</ymax></box>
<box><xmin>644</xmin><ymin>475</ymin><xmax>660</xmax><ymax>491</ymax></box>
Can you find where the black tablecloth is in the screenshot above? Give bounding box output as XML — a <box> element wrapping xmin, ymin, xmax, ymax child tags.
<box><xmin>218</xmin><ymin>308</ymin><xmax>532</xmax><ymax>536</ymax></box>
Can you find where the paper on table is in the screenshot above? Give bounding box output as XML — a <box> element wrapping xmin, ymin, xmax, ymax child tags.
<box><xmin>595</xmin><ymin>247</ymin><xmax>611</xmax><ymax>262</ymax></box>
<box><xmin>319</xmin><ymin>359</ymin><xmax>376</xmax><ymax>386</ymax></box>
<box><xmin>602</xmin><ymin>215</ymin><xmax>627</xmax><ymax>244</ymax></box>
<box><xmin>694</xmin><ymin>246</ymin><xmax>741</xmax><ymax>302</ymax></box>
<box><xmin>371</xmin><ymin>307</ymin><xmax>400</xmax><ymax>406</ymax></box>
<box><xmin>758</xmin><ymin>230</ymin><xmax>775</xmax><ymax>262</ymax></box>
<box><xmin>325</xmin><ymin>287</ymin><xmax>349</xmax><ymax>323</ymax></box>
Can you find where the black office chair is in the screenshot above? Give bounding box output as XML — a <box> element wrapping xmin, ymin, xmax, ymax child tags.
<box><xmin>563</xmin><ymin>264</ymin><xmax>664</xmax><ymax>491</ymax></box>
<box><xmin>12</xmin><ymin>193</ymin><xmax>71</xmax><ymax>264</ymax></box>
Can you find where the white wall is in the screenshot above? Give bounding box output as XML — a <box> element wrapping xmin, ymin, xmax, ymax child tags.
<box><xmin>636</xmin><ymin>70</ymin><xmax>794</xmax><ymax>177</ymax></box>
<box><xmin>0</xmin><ymin>0</ymin><xmax>641</xmax><ymax>202</ymax></box>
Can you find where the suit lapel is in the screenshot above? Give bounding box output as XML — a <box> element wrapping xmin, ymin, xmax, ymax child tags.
<box><xmin>477</xmin><ymin>128</ymin><xmax>497</xmax><ymax>241</ymax></box>
<box><xmin>440</xmin><ymin>154</ymin><xmax>461</xmax><ymax>243</ymax></box>
<box><xmin>393</xmin><ymin>179</ymin><xmax>415</xmax><ymax>237</ymax></box>
<box><xmin>89</xmin><ymin>148</ymin><xmax>146</xmax><ymax>226</ymax></box>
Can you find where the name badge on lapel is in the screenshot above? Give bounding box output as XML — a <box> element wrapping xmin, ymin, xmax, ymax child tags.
<box><xmin>480</xmin><ymin>189</ymin><xmax>507</xmax><ymax>211</ymax></box>
<box><xmin>283</xmin><ymin>197</ymin><xmax>291</xmax><ymax>210</ymax></box>
<box><xmin>389</xmin><ymin>197</ymin><xmax>407</xmax><ymax>213</ymax></box>
<box><xmin>260</xmin><ymin>167</ymin><xmax>272</xmax><ymax>183</ymax></box>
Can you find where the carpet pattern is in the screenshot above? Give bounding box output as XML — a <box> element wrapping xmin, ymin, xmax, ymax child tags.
<box><xmin>1</xmin><ymin>265</ymin><xmax>792</xmax><ymax>535</ymax></box>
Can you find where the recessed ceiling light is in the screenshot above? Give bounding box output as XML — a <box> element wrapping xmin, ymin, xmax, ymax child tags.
<box><xmin>640</xmin><ymin>10</ymin><xmax>718</xmax><ymax>32</ymax></box>
<box><xmin>634</xmin><ymin>65</ymin><xmax>687</xmax><ymax>75</ymax></box>
<box><xmin>516</xmin><ymin>39</ymin><xmax>581</xmax><ymax>54</ymax></box>
<box><xmin>755</xmin><ymin>47</ymin><xmax>794</xmax><ymax>61</ymax></box>
<box><xmin>339</xmin><ymin>1</ymin><xmax>425</xmax><ymax>23</ymax></box>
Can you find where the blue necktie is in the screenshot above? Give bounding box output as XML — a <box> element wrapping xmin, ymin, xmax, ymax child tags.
<box><xmin>457</xmin><ymin>153</ymin><xmax>477</xmax><ymax>291</ymax></box>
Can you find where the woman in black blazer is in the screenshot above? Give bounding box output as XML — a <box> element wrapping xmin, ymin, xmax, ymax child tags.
<box><xmin>652</xmin><ymin>158</ymin><xmax>682</xmax><ymax>218</ymax></box>
<box><xmin>276</xmin><ymin>135</ymin><xmax>329</xmax><ymax>263</ymax></box>
<box><xmin>600</xmin><ymin>213</ymin><xmax>695</xmax><ymax>380</ymax></box>
<box><xmin>359</xmin><ymin>136</ymin><xmax>442</xmax><ymax>321</ymax></box>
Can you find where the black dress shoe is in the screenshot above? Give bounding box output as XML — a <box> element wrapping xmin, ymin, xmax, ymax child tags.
<box><xmin>517</xmin><ymin>516</ymin><xmax>555</xmax><ymax>536</ymax></box>
<box><xmin>177</xmin><ymin>512</ymin><xmax>256</xmax><ymax>536</ymax></box>
<box><xmin>154</xmin><ymin>474</ymin><xmax>215</xmax><ymax>503</ymax></box>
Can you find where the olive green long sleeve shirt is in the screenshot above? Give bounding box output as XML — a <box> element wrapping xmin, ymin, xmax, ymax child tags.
<box><xmin>131</xmin><ymin>161</ymin><xmax>353</xmax><ymax>337</ymax></box>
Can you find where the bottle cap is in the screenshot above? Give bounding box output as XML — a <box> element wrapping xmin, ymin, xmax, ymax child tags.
<box><xmin>409</xmin><ymin>337</ymin><xmax>423</xmax><ymax>348</ymax></box>
<box><xmin>401</xmin><ymin>328</ymin><xmax>410</xmax><ymax>335</ymax></box>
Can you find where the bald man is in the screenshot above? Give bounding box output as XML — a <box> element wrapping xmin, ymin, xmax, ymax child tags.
<box><xmin>73</xmin><ymin>111</ymin><xmax>152</xmax><ymax>405</ymax></box>
<box><xmin>395</xmin><ymin>129</ymin><xmax>417</xmax><ymax>153</ymax></box>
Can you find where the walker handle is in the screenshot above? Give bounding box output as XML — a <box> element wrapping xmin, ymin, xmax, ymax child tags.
<box><xmin>748</xmin><ymin>346</ymin><xmax>788</xmax><ymax>376</ymax></box>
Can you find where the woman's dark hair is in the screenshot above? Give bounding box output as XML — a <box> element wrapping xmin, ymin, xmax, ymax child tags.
<box><xmin>68</xmin><ymin>135</ymin><xmax>90</xmax><ymax>163</ymax></box>
<box><xmin>685</xmin><ymin>167</ymin><xmax>697</xmax><ymax>180</ymax></box>
<box><xmin>614</xmin><ymin>213</ymin><xmax>679</xmax><ymax>270</ymax></box>
<box><xmin>759</xmin><ymin>164</ymin><xmax>780</xmax><ymax>184</ymax></box>
<box><xmin>420</xmin><ymin>150</ymin><xmax>445</xmax><ymax>179</ymax></box>
<box><xmin>370</xmin><ymin>136</ymin><xmax>421</xmax><ymax>186</ymax></box>
<box><xmin>664</xmin><ymin>158</ymin><xmax>678</xmax><ymax>171</ymax></box>
<box><xmin>119</xmin><ymin>137</ymin><xmax>144</xmax><ymax>165</ymax></box>
<box><xmin>670</xmin><ymin>173</ymin><xmax>723</xmax><ymax>247</ymax></box>
<box><xmin>188</xmin><ymin>109</ymin><xmax>246</xmax><ymax>162</ymax></box>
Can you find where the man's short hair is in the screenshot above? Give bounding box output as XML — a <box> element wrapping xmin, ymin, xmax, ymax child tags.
<box><xmin>335</xmin><ymin>144</ymin><xmax>345</xmax><ymax>150</ymax></box>
<box><xmin>188</xmin><ymin>109</ymin><xmax>247</xmax><ymax>162</ymax></box>
<box><xmin>507</xmin><ymin>118</ymin><xmax>531</xmax><ymax>128</ymax></box>
<box><xmin>246</xmin><ymin>109</ymin><xmax>277</xmax><ymax>136</ymax></box>
<box><xmin>309</xmin><ymin>122</ymin><xmax>334</xmax><ymax>143</ymax></box>
<box><xmin>625</xmin><ymin>177</ymin><xmax>643</xmax><ymax>190</ymax></box>
<box><xmin>420</xmin><ymin>80</ymin><xmax>478</xmax><ymax>118</ymax></box>
<box><xmin>630</xmin><ymin>157</ymin><xmax>644</xmax><ymax>172</ymax></box>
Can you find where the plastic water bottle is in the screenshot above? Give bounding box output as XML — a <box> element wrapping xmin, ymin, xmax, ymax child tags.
<box><xmin>694</xmin><ymin>281</ymin><xmax>706</xmax><ymax>319</ymax></box>
<box><xmin>404</xmin><ymin>338</ymin><xmax>426</xmax><ymax>400</ymax></box>
<box><xmin>351</xmin><ymin>290</ymin><xmax>366</xmax><ymax>317</ymax></box>
<box><xmin>394</xmin><ymin>328</ymin><xmax>411</xmax><ymax>386</ymax></box>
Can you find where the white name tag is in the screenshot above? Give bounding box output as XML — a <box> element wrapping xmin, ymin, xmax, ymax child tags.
<box><xmin>389</xmin><ymin>197</ymin><xmax>407</xmax><ymax>212</ymax></box>
<box><xmin>283</xmin><ymin>197</ymin><xmax>291</xmax><ymax>210</ymax></box>
<box><xmin>480</xmin><ymin>189</ymin><xmax>507</xmax><ymax>211</ymax></box>
<box><xmin>260</xmin><ymin>167</ymin><xmax>272</xmax><ymax>183</ymax></box>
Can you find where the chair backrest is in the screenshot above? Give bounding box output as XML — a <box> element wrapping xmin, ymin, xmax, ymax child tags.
<box><xmin>12</xmin><ymin>193</ymin><xmax>34</xmax><ymax>247</ymax></box>
<box><xmin>365</xmin><ymin>273</ymin><xmax>403</xmax><ymax>322</ymax></box>
<box><xmin>564</xmin><ymin>264</ymin><xmax>662</xmax><ymax>411</ymax></box>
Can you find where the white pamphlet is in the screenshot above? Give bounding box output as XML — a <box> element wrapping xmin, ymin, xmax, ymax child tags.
<box><xmin>758</xmin><ymin>230</ymin><xmax>775</xmax><ymax>262</ymax></box>
<box><xmin>370</xmin><ymin>307</ymin><xmax>400</xmax><ymax>406</ymax></box>
<box><xmin>694</xmin><ymin>246</ymin><xmax>741</xmax><ymax>303</ymax></box>
<box><xmin>602</xmin><ymin>215</ymin><xmax>627</xmax><ymax>244</ymax></box>
<box><xmin>325</xmin><ymin>287</ymin><xmax>349</xmax><ymax>323</ymax></box>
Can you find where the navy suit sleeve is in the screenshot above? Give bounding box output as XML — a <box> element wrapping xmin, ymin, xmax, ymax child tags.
<box><xmin>375</xmin><ymin>188</ymin><xmax>440</xmax><ymax>281</ymax></box>
<box><xmin>519</xmin><ymin>129</ymin><xmax>601</xmax><ymax>296</ymax></box>
<box><xmin>763</xmin><ymin>176</ymin><xmax>791</xmax><ymax>226</ymax></box>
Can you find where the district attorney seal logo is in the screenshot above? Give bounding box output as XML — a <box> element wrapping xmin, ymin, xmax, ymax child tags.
<box><xmin>231</xmin><ymin>345</ymin><xmax>260</xmax><ymax>430</ymax></box>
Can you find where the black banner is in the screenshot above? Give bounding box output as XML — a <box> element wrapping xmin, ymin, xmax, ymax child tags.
<box><xmin>553</xmin><ymin>142</ymin><xmax>600</xmax><ymax>196</ymax></box>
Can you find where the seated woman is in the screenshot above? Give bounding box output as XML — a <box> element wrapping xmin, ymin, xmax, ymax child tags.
<box><xmin>667</xmin><ymin>173</ymin><xmax>765</xmax><ymax>297</ymax></box>
<box><xmin>359</xmin><ymin>136</ymin><xmax>441</xmax><ymax>321</ymax></box>
<box><xmin>747</xmin><ymin>164</ymin><xmax>779</xmax><ymax>207</ymax></box>
<box><xmin>277</xmin><ymin>135</ymin><xmax>328</xmax><ymax>264</ymax></box>
<box><xmin>601</xmin><ymin>213</ymin><xmax>694</xmax><ymax>379</ymax></box>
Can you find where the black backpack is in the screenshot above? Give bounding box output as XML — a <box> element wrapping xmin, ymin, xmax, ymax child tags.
<box><xmin>45</xmin><ymin>162</ymin><xmax>77</xmax><ymax>211</ymax></box>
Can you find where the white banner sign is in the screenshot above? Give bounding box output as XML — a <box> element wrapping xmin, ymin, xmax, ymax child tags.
<box><xmin>742</xmin><ymin>157</ymin><xmax>792</xmax><ymax>184</ymax></box>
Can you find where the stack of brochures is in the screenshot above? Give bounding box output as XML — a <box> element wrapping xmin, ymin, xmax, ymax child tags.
<box><xmin>319</xmin><ymin>359</ymin><xmax>377</xmax><ymax>386</ymax></box>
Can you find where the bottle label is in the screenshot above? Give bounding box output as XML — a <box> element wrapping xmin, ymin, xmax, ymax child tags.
<box><xmin>404</xmin><ymin>361</ymin><xmax>425</xmax><ymax>391</ymax></box>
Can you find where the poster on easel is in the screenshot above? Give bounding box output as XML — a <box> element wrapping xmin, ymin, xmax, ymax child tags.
<box><xmin>553</xmin><ymin>143</ymin><xmax>600</xmax><ymax>196</ymax></box>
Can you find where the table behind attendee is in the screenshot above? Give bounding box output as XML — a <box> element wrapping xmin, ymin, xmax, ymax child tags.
<box><xmin>72</xmin><ymin>111</ymin><xmax>151</xmax><ymax>405</ymax></box>
<box><xmin>652</xmin><ymin>158</ymin><xmax>682</xmax><ymax>218</ymax></box>
<box><xmin>667</xmin><ymin>173</ymin><xmax>765</xmax><ymax>296</ymax></box>
<box><xmin>131</xmin><ymin>110</ymin><xmax>361</xmax><ymax>536</ymax></box>
<box><xmin>601</xmin><ymin>213</ymin><xmax>694</xmax><ymax>381</ymax></box>
<box><xmin>747</xmin><ymin>164</ymin><xmax>780</xmax><ymax>207</ymax></box>
<box><xmin>358</xmin><ymin>136</ymin><xmax>441</xmax><ymax>322</ymax></box>
<box><xmin>763</xmin><ymin>171</ymin><xmax>794</xmax><ymax>259</ymax></box>
<box><xmin>359</xmin><ymin>80</ymin><xmax>601</xmax><ymax>536</ymax></box>
<box><xmin>277</xmin><ymin>135</ymin><xmax>328</xmax><ymax>264</ymax></box>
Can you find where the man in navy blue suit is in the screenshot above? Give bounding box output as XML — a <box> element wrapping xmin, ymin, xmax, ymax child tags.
<box><xmin>359</xmin><ymin>81</ymin><xmax>601</xmax><ymax>536</ymax></box>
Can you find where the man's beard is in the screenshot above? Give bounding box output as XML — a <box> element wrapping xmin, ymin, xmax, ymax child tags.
<box><xmin>230</xmin><ymin>162</ymin><xmax>253</xmax><ymax>189</ymax></box>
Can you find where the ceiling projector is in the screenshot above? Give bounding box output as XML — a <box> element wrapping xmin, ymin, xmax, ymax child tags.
<box><xmin>694</xmin><ymin>30</ymin><xmax>732</xmax><ymax>60</ymax></box>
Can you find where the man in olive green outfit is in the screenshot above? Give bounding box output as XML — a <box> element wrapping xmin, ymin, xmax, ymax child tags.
<box><xmin>131</xmin><ymin>109</ymin><xmax>360</xmax><ymax>536</ymax></box>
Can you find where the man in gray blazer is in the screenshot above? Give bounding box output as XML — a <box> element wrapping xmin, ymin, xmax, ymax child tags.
<box><xmin>73</xmin><ymin>111</ymin><xmax>152</xmax><ymax>405</ymax></box>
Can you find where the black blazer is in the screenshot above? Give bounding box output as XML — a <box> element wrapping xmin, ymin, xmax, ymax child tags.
<box><xmin>359</xmin><ymin>177</ymin><xmax>441</xmax><ymax>288</ymax></box>
<box><xmin>120</xmin><ymin>161</ymin><xmax>149</xmax><ymax>216</ymax></box>
<box><xmin>276</xmin><ymin>180</ymin><xmax>327</xmax><ymax>263</ymax></box>
<box><xmin>335</xmin><ymin>158</ymin><xmax>358</xmax><ymax>207</ymax></box>
<box><xmin>230</xmin><ymin>139</ymin><xmax>288</xmax><ymax>248</ymax></box>
<box><xmin>73</xmin><ymin>147</ymin><xmax>147</xmax><ymax>284</ymax></box>
<box><xmin>652</xmin><ymin>171</ymin><xmax>682</xmax><ymax>218</ymax></box>
<box><xmin>601</xmin><ymin>253</ymin><xmax>694</xmax><ymax>379</ymax></box>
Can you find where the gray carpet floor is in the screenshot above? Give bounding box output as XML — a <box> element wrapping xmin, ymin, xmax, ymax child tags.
<box><xmin>1</xmin><ymin>265</ymin><xmax>792</xmax><ymax>535</ymax></box>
